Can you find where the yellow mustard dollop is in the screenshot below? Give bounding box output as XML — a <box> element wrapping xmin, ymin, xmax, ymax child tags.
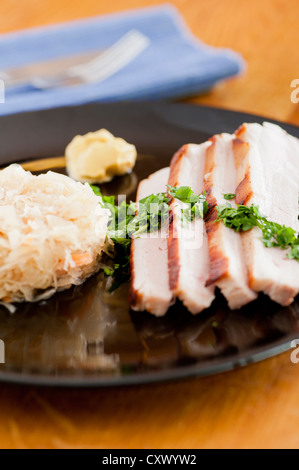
<box><xmin>65</xmin><ymin>129</ymin><xmax>137</xmax><ymax>183</ymax></box>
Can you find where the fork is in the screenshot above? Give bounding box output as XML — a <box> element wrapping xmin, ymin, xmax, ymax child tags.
<box><xmin>1</xmin><ymin>30</ymin><xmax>150</xmax><ymax>90</ymax></box>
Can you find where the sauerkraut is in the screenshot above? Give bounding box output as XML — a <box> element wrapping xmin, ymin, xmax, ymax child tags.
<box><xmin>0</xmin><ymin>164</ymin><xmax>109</xmax><ymax>304</ymax></box>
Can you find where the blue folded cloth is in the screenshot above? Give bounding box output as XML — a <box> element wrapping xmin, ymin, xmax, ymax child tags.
<box><xmin>0</xmin><ymin>4</ymin><xmax>245</xmax><ymax>116</ymax></box>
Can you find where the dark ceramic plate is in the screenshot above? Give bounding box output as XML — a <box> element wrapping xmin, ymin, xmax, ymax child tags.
<box><xmin>0</xmin><ymin>102</ymin><xmax>298</xmax><ymax>387</ymax></box>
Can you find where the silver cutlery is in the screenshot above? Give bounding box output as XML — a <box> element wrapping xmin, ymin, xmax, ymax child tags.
<box><xmin>0</xmin><ymin>30</ymin><xmax>150</xmax><ymax>90</ymax></box>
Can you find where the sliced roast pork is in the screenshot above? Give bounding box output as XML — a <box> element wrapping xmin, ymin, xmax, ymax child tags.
<box><xmin>168</xmin><ymin>143</ymin><xmax>215</xmax><ymax>314</ymax></box>
<box><xmin>204</xmin><ymin>133</ymin><xmax>257</xmax><ymax>309</ymax></box>
<box><xmin>130</xmin><ymin>167</ymin><xmax>173</xmax><ymax>316</ymax></box>
<box><xmin>233</xmin><ymin>122</ymin><xmax>299</xmax><ymax>306</ymax></box>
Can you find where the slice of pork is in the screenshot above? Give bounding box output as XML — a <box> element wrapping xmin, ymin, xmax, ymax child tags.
<box><xmin>168</xmin><ymin>143</ymin><xmax>215</xmax><ymax>314</ymax></box>
<box><xmin>130</xmin><ymin>167</ymin><xmax>173</xmax><ymax>316</ymax></box>
<box><xmin>204</xmin><ymin>133</ymin><xmax>257</xmax><ymax>309</ymax></box>
<box><xmin>233</xmin><ymin>122</ymin><xmax>299</xmax><ymax>306</ymax></box>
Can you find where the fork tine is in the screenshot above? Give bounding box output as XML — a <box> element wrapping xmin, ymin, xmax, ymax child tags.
<box><xmin>68</xmin><ymin>30</ymin><xmax>150</xmax><ymax>83</ymax></box>
<box><xmin>74</xmin><ymin>31</ymin><xmax>148</xmax><ymax>72</ymax></box>
<box><xmin>82</xmin><ymin>40</ymin><xmax>150</xmax><ymax>83</ymax></box>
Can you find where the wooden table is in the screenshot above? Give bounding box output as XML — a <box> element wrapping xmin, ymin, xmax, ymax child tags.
<box><xmin>1</xmin><ymin>0</ymin><xmax>299</xmax><ymax>449</ymax></box>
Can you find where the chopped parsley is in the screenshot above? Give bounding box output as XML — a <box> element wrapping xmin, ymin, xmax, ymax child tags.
<box><xmin>167</xmin><ymin>185</ymin><xmax>208</xmax><ymax>222</ymax></box>
<box><xmin>217</xmin><ymin>203</ymin><xmax>299</xmax><ymax>261</ymax></box>
<box><xmin>216</xmin><ymin>204</ymin><xmax>262</xmax><ymax>232</ymax></box>
<box><xmin>223</xmin><ymin>193</ymin><xmax>236</xmax><ymax>201</ymax></box>
<box><xmin>288</xmin><ymin>239</ymin><xmax>299</xmax><ymax>260</ymax></box>
<box><xmin>92</xmin><ymin>181</ymin><xmax>299</xmax><ymax>292</ymax></box>
<box><xmin>90</xmin><ymin>184</ymin><xmax>207</xmax><ymax>291</ymax></box>
<box><xmin>90</xmin><ymin>185</ymin><xmax>133</xmax><ymax>291</ymax></box>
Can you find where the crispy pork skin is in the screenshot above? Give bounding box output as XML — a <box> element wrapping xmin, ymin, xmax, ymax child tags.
<box><xmin>204</xmin><ymin>133</ymin><xmax>257</xmax><ymax>309</ymax></box>
<box><xmin>130</xmin><ymin>167</ymin><xmax>173</xmax><ymax>316</ymax></box>
<box><xmin>234</xmin><ymin>122</ymin><xmax>299</xmax><ymax>306</ymax></box>
<box><xmin>168</xmin><ymin>144</ymin><xmax>215</xmax><ymax>314</ymax></box>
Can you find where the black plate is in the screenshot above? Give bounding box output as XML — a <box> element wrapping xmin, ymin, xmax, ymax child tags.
<box><xmin>0</xmin><ymin>102</ymin><xmax>298</xmax><ymax>387</ymax></box>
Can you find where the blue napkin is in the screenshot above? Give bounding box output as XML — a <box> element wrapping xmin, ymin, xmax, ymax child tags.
<box><xmin>0</xmin><ymin>4</ymin><xmax>245</xmax><ymax>116</ymax></box>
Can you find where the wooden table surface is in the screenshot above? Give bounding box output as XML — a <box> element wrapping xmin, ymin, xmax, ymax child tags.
<box><xmin>1</xmin><ymin>0</ymin><xmax>299</xmax><ymax>449</ymax></box>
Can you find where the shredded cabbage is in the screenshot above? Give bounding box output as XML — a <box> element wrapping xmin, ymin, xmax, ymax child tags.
<box><xmin>0</xmin><ymin>164</ymin><xmax>109</xmax><ymax>304</ymax></box>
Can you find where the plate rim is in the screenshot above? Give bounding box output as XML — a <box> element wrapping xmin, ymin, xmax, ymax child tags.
<box><xmin>0</xmin><ymin>334</ymin><xmax>294</xmax><ymax>388</ymax></box>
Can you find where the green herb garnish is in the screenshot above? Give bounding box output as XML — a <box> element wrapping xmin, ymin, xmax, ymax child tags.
<box><xmin>130</xmin><ymin>192</ymin><xmax>171</xmax><ymax>237</ymax></box>
<box><xmin>223</xmin><ymin>193</ymin><xmax>236</xmax><ymax>201</ymax></box>
<box><xmin>92</xmin><ymin>180</ymin><xmax>299</xmax><ymax>292</ymax></box>
<box><xmin>91</xmin><ymin>184</ymin><xmax>207</xmax><ymax>291</ymax></box>
<box><xmin>167</xmin><ymin>184</ymin><xmax>208</xmax><ymax>222</ymax></box>
<box><xmin>216</xmin><ymin>204</ymin><xmax>262</xmax><ymax>232</ymax></box>
<box><xmin>90</xmin><ymin>186</ymin><xmax>132</xmax><ymax>291</ymax></box>
<box><xmin>288</xmin><ymin>238</ymin><xmax>299</xmax><ymax>261</ymax></box>
<box><xmin>217</xmin><ymin>203</ymin><xmax>299</xmax><ymax>261</ymax></box>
